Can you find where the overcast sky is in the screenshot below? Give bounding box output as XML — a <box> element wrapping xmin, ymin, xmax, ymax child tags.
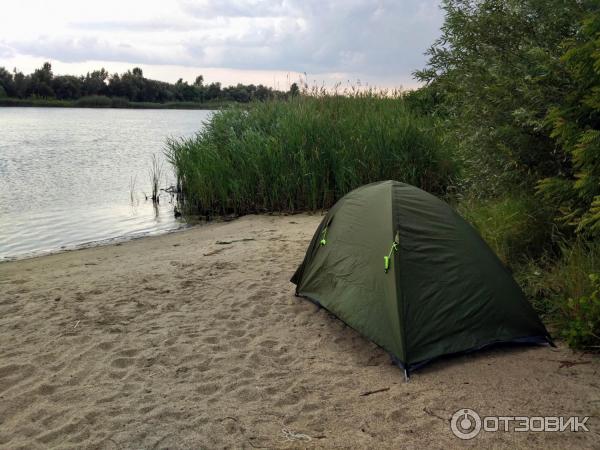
<box><xmin>0</xmin><ymin>0</ymin><xmax>443</xmax><ymax>90</ymax></box>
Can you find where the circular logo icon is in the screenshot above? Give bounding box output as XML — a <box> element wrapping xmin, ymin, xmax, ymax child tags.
<box><xmin>451</xmin><ymin>408</ymin><xmax>482</xmax><ymax>440</ymax></box>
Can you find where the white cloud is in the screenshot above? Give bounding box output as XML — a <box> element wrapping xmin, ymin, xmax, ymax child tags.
<box><xmin>0</xmin><ymin>0</ymin><xmax>443</xmax><ymax>88</ymax></box>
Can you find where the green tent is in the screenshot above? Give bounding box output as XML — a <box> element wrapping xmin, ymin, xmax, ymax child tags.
<box><xmin>291</xmin><ymin>181</ymin><xmax>553</xmax><ymax>376</ymax></box>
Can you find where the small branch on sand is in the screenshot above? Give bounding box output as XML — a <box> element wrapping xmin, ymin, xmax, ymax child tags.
<box><xmin>423</xmin><ymin>407</ymin><xmax>449</xmax><ymax>422</ymax></box>
<box><xmin>553</xmin><ymin>360</ymin><xmax>591</xmax><ymax>369</ymax></box>
<box><xmin>73</xmin><ymin>320</ymin><xmax>80</xmax><ymax>329</ymax></box>
<box><xmin>360</xmin><ymin>387</ymin><xmax>390</xmax><ymax>396</ymax></box>
<box><xmin>216</xmin><ymin>238</ymin><xmax>255</xmax><ymax>245</ymax></box>
<box><xmin>203</xmin><ymin>248</ymin><xmax>225</xmax><ymax>256</ymax></box>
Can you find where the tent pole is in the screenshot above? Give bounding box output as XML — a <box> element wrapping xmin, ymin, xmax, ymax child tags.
<box><xmin>404</xmin><ymin>369</ymin><xmax>410</xmax><ymax>382</ymax></box>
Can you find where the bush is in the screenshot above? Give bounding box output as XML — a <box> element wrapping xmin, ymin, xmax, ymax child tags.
<box><xmin>75</xmin><ymin>95</ymin><xmax>113</xmax><ymax>107</ymax></box>
<box><xmin>167</xmin><ymin>94</ymin><xmax>457</xmax><ymax>216</ymax></box>
<box><xmin>110</xmin><ymin>97</ymin><xmax>130</xmax><ymax>108</ymax></box>
<box><xmin>537</xmin><ymin>11</ymin><xmax>600</xmax><ymax>237</ymax></box>
<box><xmin>513</xmin><ymin>240</ymin><xmax>599</xmax><ymax>347</ymax></box>
<box><xmin>563</xmin><ymin>274</ymin><xmax>600</xmax><ymax>349</ymax></box>
<box><xmin>457</xmin><ymin>194</ymin><xmax>554</xmax><ymax>267</ymax></box>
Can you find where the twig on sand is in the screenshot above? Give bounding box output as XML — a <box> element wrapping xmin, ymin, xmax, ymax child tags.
<box><xmin>203</xmin><ymin>248</ymin><xmax>225</xmax><ymax>256</ymax></box>
<box><xmin>216</xmin><ymin>238</ymin><xmax>255</xmax><ymax>245</ymax></box>
<box><xmin>553</xmin><ymin>360</ymin><xmax>591</xmax><ymax>369</ymax></box>
<box><xmin>360</xmin><ymin>387</ymin><xmax>390</xmax><ymax>396</ymax></box>
<box><xmin>73</xmin><ymin>320</ymin><xmax>80</xmax><ymax>329</ymax></box>
<box><xmin>424</xmin><ymin>407</ymin><xmax>449</xmax><ymax>422</ymax></box>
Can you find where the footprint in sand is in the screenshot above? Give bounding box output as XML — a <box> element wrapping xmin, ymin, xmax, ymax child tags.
<box><xmin>117</xmin><ymin>348</ymin><xmax>140</xmax><ymax>358</ymax></box>
<box><xmin>37</xmin><ymin>383</ymin><xmax>58</xmax><ymax>396</ymax></box>
<box><xmin>203</xmin><ymin>336</ymin><xmax>219</xmax><ymax>344</ymax></box>
<box><xmin>197</xmin><ymin>382</ymin><xmax>220</xmax><ymax>396</ymax></box>
<box><xmin>111</xmin><ymin>358</ymin><xmax>135</xmax><ymax>369</ymax></box>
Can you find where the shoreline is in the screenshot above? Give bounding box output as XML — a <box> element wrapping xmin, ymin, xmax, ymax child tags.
<box><xmin>1</xmin><ymin>214</ymin><xmax>598</xmax><ymax>448</ymax></box>
<box><xmin>0</xmin><ymin>222</ymin><xmax>193</xmax><ymax>264</ymax></box>
<box><xmin>0</xmin><ymin>99</ymin><xmax>228</xmax><ymax>110</ymax></box>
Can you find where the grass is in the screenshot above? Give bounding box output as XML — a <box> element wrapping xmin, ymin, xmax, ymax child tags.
<box><xmin>167</xmin><ymin>93</ymin><xmax>457</xmax><ymax>216</ymax></box>
<box><xmin>148</xmin><ymin>154</ymin><xmax>164</xmax><ymax>204</ymax></box>
<box><xmin>459</xmin><ymin>194</ymin><xmax>600</xmax><ymax>349</ymax></box>
<box><xmin>456</xmin><ymin>194</ymin><xmax>555</xmax><ymax>267</ymax></box>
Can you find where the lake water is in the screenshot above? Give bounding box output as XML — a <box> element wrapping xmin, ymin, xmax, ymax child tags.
<box><xmin>0</xmin><ymin>107</ymin><xmax>213</xmax><ymax>261</ymax></box>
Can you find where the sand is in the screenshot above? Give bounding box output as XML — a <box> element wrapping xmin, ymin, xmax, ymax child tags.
<box><xmin>0</xmin><ymin>213</ymin><xmax>598</xmax><ymax>449</ymax></box>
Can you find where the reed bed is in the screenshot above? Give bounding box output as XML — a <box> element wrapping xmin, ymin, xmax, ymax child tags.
<box><xmin>167</xmin><ymin>93</ymin><xmax>456</xmax><ymax>216</ymax></box>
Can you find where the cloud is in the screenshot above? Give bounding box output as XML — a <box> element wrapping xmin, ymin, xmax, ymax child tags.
<box><xmin>0</xmin><ymin>0</ymin><xmax>443</xmax><ymax>86</ymax></box>
<box><xmin>180</xmin><ymin>0</ymin><xmax>295</xmax><ymax>18</ymax></box>
<box><xmin>6</xmin><ymin>36</ymin><xmax>188</xmax><ymax>67</ymax></box>
<box><xmin>0</xmin><ymin>42</ymin><xmax>14</xmax><ymax>58</ymax></box>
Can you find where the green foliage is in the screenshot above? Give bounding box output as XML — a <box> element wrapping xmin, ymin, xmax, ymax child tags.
<box><xmin>518</xmin><ymin>240</ymin><xmax>596</xmax><ymax>303</ymax></box>
<box><xmin>167</xmin><ymin>94</ymin><xmax>457</xmax><ymax>216</ymax></box>
<box><xmin>0</xmin><ymin>62</ymin><xmax>290</xmax><ymax>105</ymax></box>
<box><xmin>0</xmin><ymin>97</ymin><xmax>73</xmax><ymax>107</ymax></box>
<box><xmin>414</xmin><ymin>0</ymin><xmax>600</xmax><ymax>350</ymax></box>
<box><xmin>28</xmin><ymin>62</ymin><xmax>54</xmax><ymax>98</ymax></box>
<box><xmin>517</xmin><ymin>241</ymin><xmax>600</xmax><ymax>349</ymax></box>
<box><xmin>563</xmin><ymin>273</ymin><xmax>600</xmax><ymax>349</ymax></box>
<box><xmin>457</xmin><ymin>194</ymin><xmax>553</xmax><ymax>267</ymax></box>
<box><xmin>460</xmin><ymin>196</ymin><xmax>599</xmax><ymax>349</ymax></box>
<box><xmin>0</xmin><ymin>97</ymin><xmax>223</xmax><ymax>109</ymax></box>
<box><xmin>0</xmin><ymin>67</ymin><xmax>15</xmax><ymax>97</ymax></box>
<box><xmin>75</xmin><ymin>95</ymin><xmax>113</xmax><ymax>108</ymax></box>
<box><xmin>537</xmin><ymin>11</ymin><xmax>600</xmax><ymax>236</ymax></box>
<box><xmin>52</xmin><ymin>75</ymin><xmax>82</xmax><ymax>100</ymax></box>
<box><xmin>415</xmin><ymin>0</ymin><xmax>588</xmax><ymax>194</ymax></box>
<box><xmin>289</xmin><ymin>82</ymin><xmax>300</xmax><ymax>97</ymax></box>
<box><xmin>403</xmin><ymin>83</ymin><xmax>445</xmax><ymax>117</ymax></box>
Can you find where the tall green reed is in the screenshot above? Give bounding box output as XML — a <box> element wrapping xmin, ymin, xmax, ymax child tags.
<box><xmin>167</xmin><ymin>92</ymin><xmax>456</xmax><ymax>216</ymax></box>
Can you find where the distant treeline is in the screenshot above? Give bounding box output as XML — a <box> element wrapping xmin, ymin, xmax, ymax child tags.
<box><xmin>0</xmin><ymin>62</ymin><xmax>298</xmax><ymax>104</ymax></box>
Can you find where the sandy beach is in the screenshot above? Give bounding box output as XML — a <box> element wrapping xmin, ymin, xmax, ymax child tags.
<box><xmin>0</xmin><ymin>214</ymin><xmax>598</xmax><ymax>449</ymax></box>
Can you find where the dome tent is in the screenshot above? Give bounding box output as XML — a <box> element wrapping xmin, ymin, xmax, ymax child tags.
<box><xmin>291</xmin><ymin>181</ymin><xmax>553</xmax><ymax>377</ymax></box>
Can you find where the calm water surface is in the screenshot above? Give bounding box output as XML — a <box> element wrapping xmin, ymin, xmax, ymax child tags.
<box><xmin>0</xmin><ymin>107</ymin><xmax>212</xmax><ymax>260</ymax></box>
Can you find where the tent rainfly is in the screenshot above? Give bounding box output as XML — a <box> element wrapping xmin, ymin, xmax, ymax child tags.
<box><xmin>291</xmin><ymin>180</ymin><xmax>553</xmax><ymax>377</ymax></box>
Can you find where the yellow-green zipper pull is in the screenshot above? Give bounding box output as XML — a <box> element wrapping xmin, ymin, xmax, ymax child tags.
<box><xmin>384</xmin><ymin>232</ymin><xmax>400</xmax><ymax>273</ymax></box>
<box><xmin>319</xmin><ymin>226</ymin><xmax>328</xmax><ymax>246</ymax></box>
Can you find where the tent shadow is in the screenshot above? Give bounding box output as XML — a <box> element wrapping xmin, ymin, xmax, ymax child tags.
<box><xmin>409</xmin><ymin>340</ymin><xmax>552</xmax><ymax>378</ymax></box>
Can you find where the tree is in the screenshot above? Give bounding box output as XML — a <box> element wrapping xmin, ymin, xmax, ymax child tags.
<box><xmin>82</xmin><ymin>69</ymin><xmax>108</xmax><ymax>96</ymax></box>
<box><xmin>289</xmin><ymin>82</ymin><xmax>299</xmax><ymax>98</ymax></box>
<box><xmin>254</xmin><ymin>84</ymin><xmax>272</xmax><ymax>101</ymax></box>
<box><xmin>28</xmin><ymin>62</ymin><xmax>54</xmax><ymax>98</ymax></box>
<box><xmin>52</xmin><ymin>75</ymin><xmax>82</xmax><ymax>100</ymax></box>
<box><xmin>0</xmin><ymin>63</ymin><xmax>289</xmax><ymax>104</ymax></box>
<box><xmin>538</xmin><ymin>10</ymin><xmax>600</xmax><ymax>235</ymax></box>
<box><xmin>415</xmin><ymin>0</ymin><xmax>588</xmax><ymax>193</ymax></box>
<box><xmin>12</xmin><ymin>70</ymin><xmax>28</xmax><ymax>98</ymax></box>
<box><xmin>205</xmin><ymin>82</ymin><xmax>221</xmax><ymax>101</ymax></box>
<box><xmin>0</xmin><ymin>67</ymin><xmax>15</xmax><ymax>97</ymax></box>
<box><xmin>224</xmin><ymin>84</ymin><xmax>250</xmax><ymax>102</ymax></box>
